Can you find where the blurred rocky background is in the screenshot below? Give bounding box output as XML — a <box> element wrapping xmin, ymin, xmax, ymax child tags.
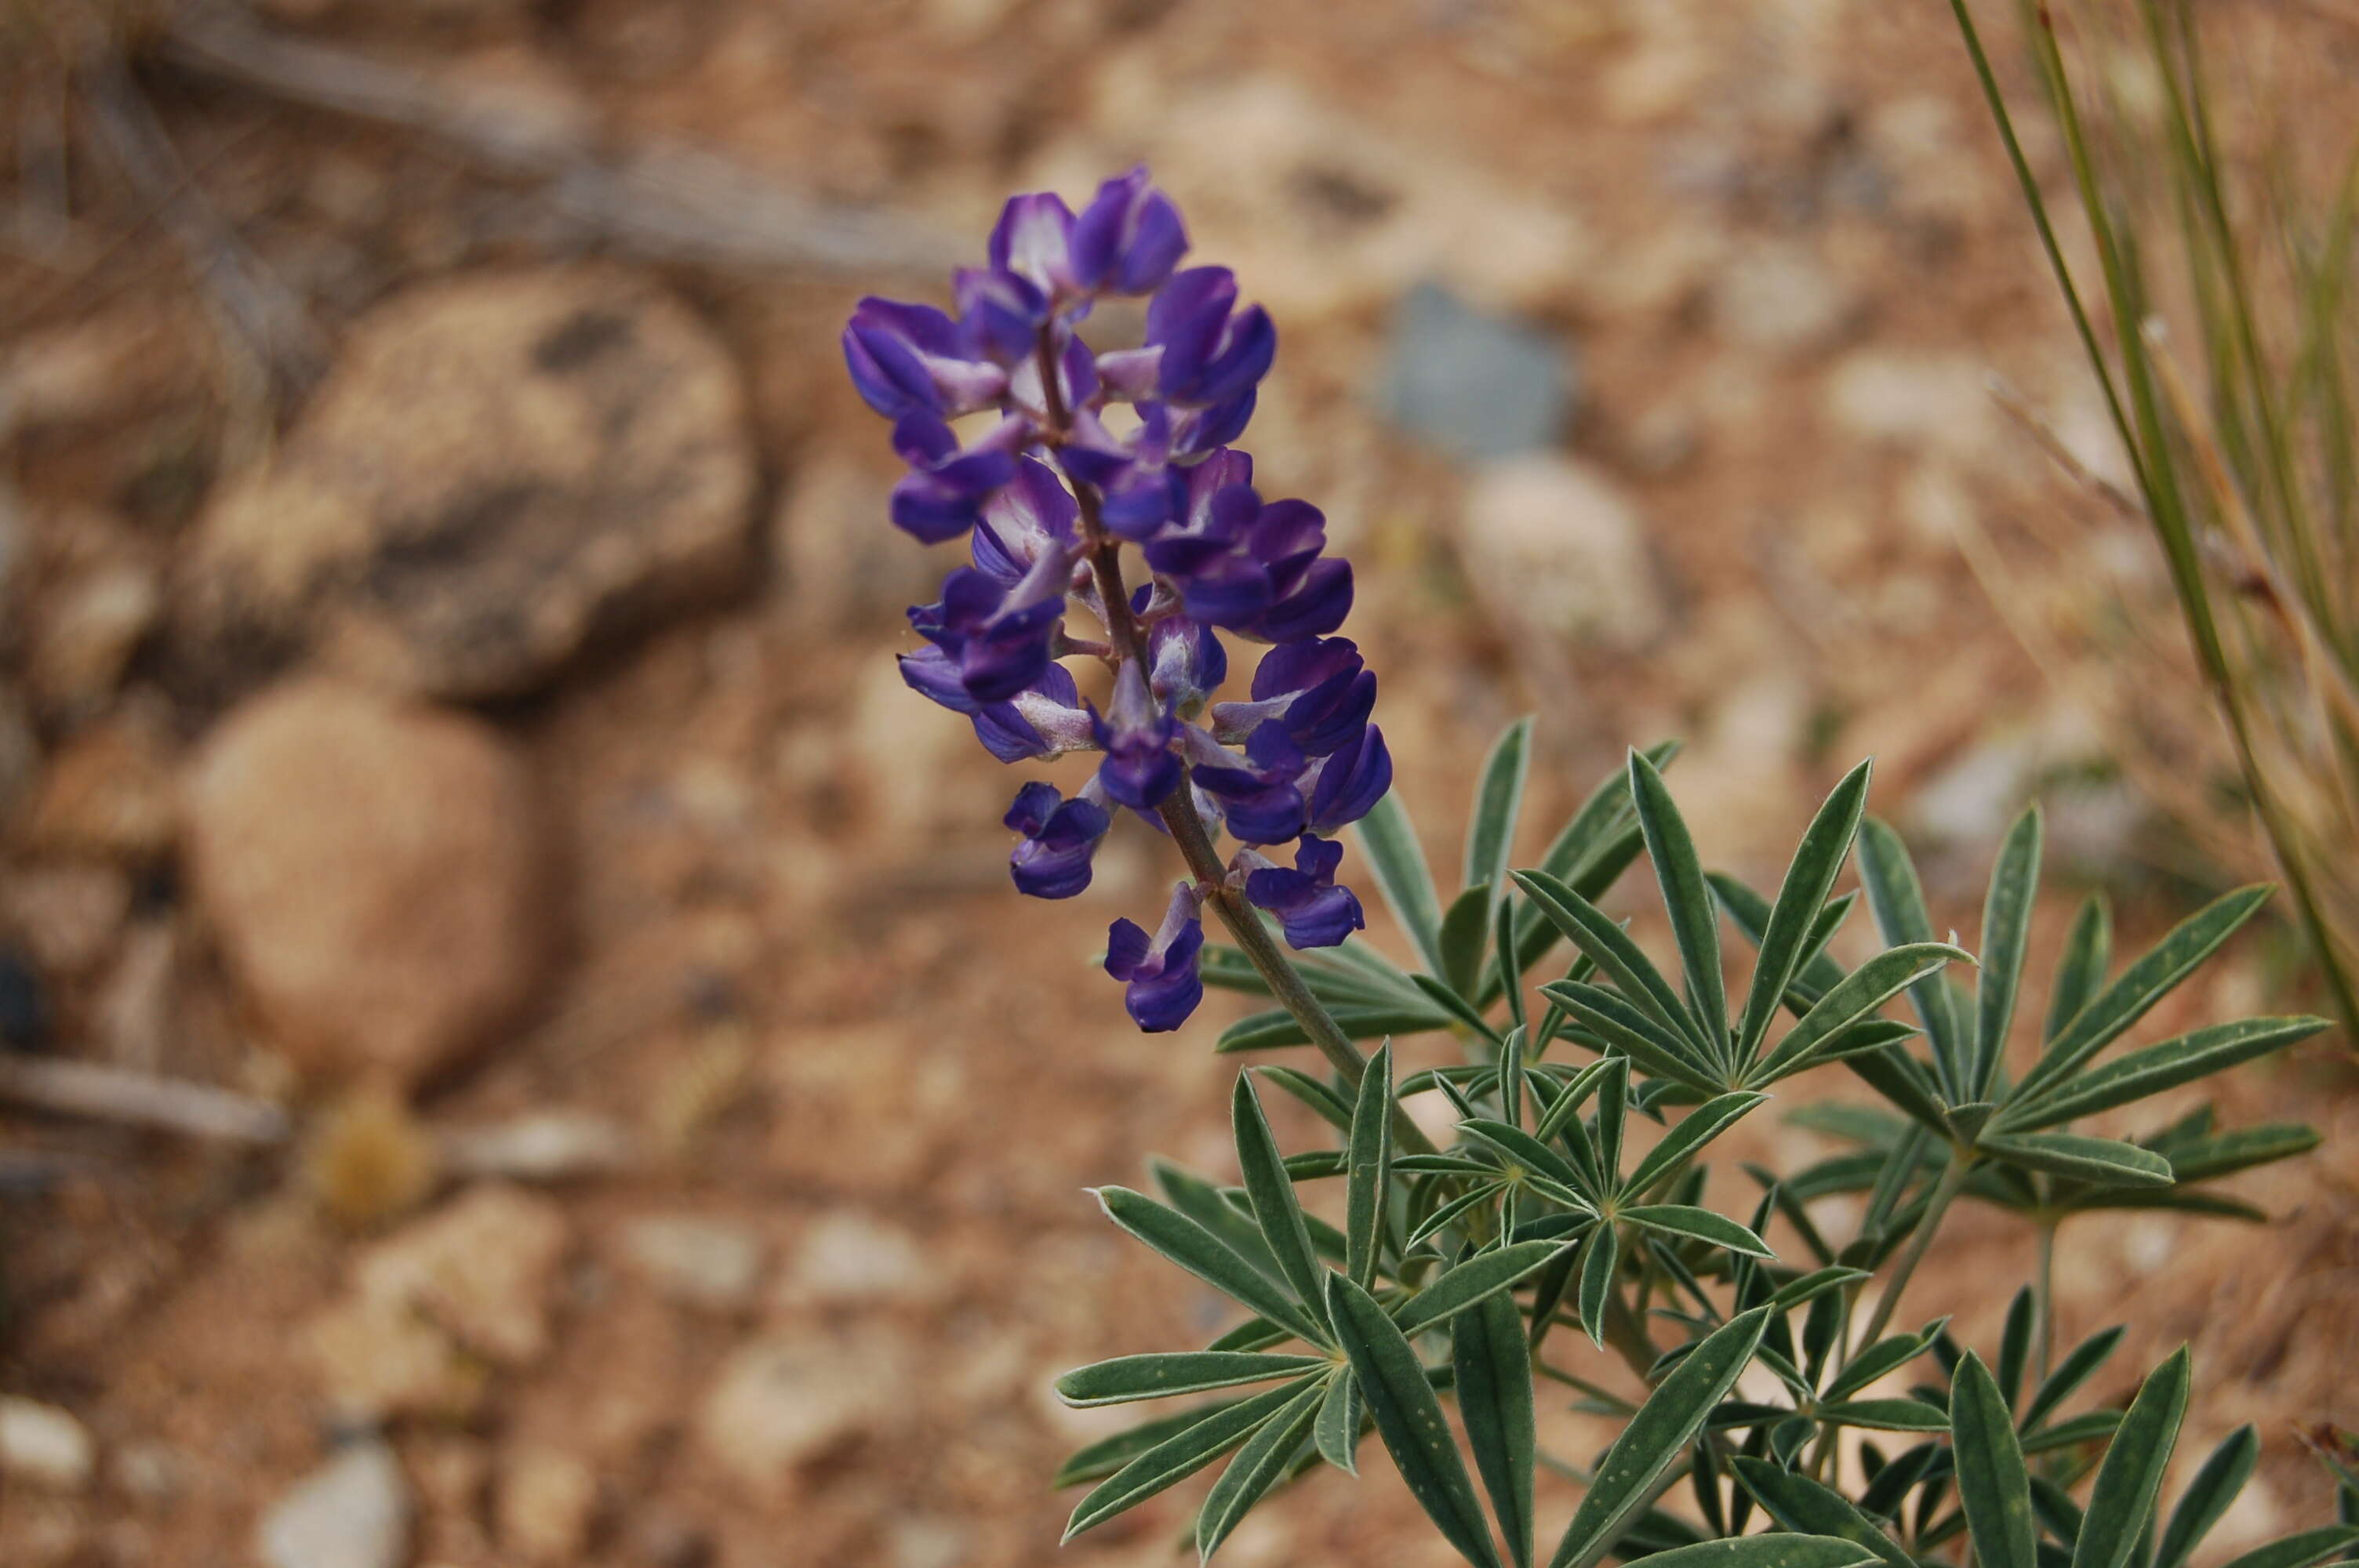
<box><xmin>1</xmin><ymin>1</ymin><xmax>2354</xmax><ymax>1564</ymax></box>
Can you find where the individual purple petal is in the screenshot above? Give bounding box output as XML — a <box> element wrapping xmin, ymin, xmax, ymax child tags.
<box><xmin>1171</xmin><ymin>387</ymin><xmax>1257</xmax><ymax>456</ymax></box>
<box><xmin>1145</xmin><ymin>613</ymin><xmax>1228</xmax><ymax>719</ymax></box>
<box><xmin>1093</xmin><ymin>347</ymin><xmax>1164</xmax><ymax>401</ymax></box>
<box><xmin>970</xmin><ymin>662</ymin><xmax>1094</xmax><ymax>762</ymax></box>
<box><xmin>972</xmin><ymin>457</ymin><xmax>1080</xmax><ymax>586</ymax></box>
<box><xmin>1211</xmin><ymin>637</ymin><xmax>1374</xmax><ymax>756</ymax></box>
<box><xmin>1187</xmin><ymin>724</ymin><xmax>1308</xmax><ymax>847</ymax></box>
<box><xmin>843</xmin><ymin>297</ymin><xmax>1009</xmax><ymax>419</ymax></box>
<box><xmin>1006</xmin><ymin>780</ymin><xmax>1111</xmax><ymax>899</ymax></box>
<box><xmin>954</xmin><ymin>267</ymin><xmax>1049</xmax><ymax>365</ymax></box>
<box><xmin>989</xmin><ymin>192</ymin><xmax>1078</xmax><ymax>297</ymax></box>
<box><xmin>1092</xmin><ymin>661</ymin><xmax>1182</xmax><ymax>811</ymax></box>
<box><xmin>1147</xmin><ymin>268</ymin><xmax>1276</xmax><ymax>408</ymax></box>
<box><xmin>909</xmin><ymin>517</ymin><xmax>1074</xmax><ymax>704</ymax></box>
<box><xmin>1303</xmin><ymin>724</ymin><xmax>1393</xmax><ymax>836</ymax></box>
<box><xmin>1256</xmin><ymin>556</ymin><xmax>1354</xmax><ymax>644</ymax></box>
<box><xmin>1104</xmin><ymin>882</ymin><xmax>1206</xmax><ymax>1031</ymax></box>
<box><xmin>1070</xmin><ymin>166</ymin><xmax>1190</xmax><ymax>296</ymax></box>
<box><xmin>885</xmin><ymin>412</ymin><xmax>1022</xmax><ymax>544</ymax></box>
<box><xmin>1245</xmin><ymin>836</ymin><xmax>1366</xmax><ymax>949</ymax></box>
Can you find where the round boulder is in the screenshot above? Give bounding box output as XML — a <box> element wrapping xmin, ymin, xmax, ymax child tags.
<box><xmin>184</xmin><ymin>679</ymin><xmax>548</xmax><ymax>1086</ymax></box>
<box><xmin>180</xmin><ymin>267</ymin><xmax>757</xmax><ymax>699</ymax></box>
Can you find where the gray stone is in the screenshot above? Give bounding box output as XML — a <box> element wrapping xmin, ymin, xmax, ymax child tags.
<box><xmin>1380</xmin><ymin>281</ymin><xmax>1573</xmax><ymax>462</ymax></box>
<box><xmin>258</xmin><ymin>1439</ymin><xmax>410</xmax><ymax>1568</ymax></box>
<box><xmin>0</xmin><ymin>1398</ymin><xmax>94</xmax><ymax>1490</ymax></box>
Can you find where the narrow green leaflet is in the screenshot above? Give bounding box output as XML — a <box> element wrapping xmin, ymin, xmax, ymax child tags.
<box><xmin>1315</xmin><ymin>1368</ymin><xmax>1364</xmax><ymax>1475</ymax></box>
<box><xmin>1975</xmin><ymin>1133</ymin><xmax>2175</xmax><ymax>1189</ymax></box>
<box><xmin>1218</xmin><ymin>1005</ymin><xmax>1452</xmax><ymax>1053</ymax></box>
<box><xmin>2212</xmin><ymin>1527</ymin><xmax>2359</xmax><ymax>1568</ymax></box>
<box><xmin>1950</xmin><ymin>1351</ymin><xmax>2039</xmax><ymax>1568</ymax></box>
<box><xmin>1195</xmin><ymin>1379</ymin><xmax>1327</xmax><ymax>1563</ymax></box>
<box><xmin>1355</xmin><ymin>791</ymin><xmax>1450</xmax><ymax>978</ymax></box>
<box><xmin>1489</xmin><ymin>739</ymin><xmax>1678</xmax><ymax>1004</ymax></box>
<box><xmin>1734</xmin><ymin>759</ymin><xmax>1874</xmax><ymax>1066</ymax></box>
<box><xmin>1055</xmin><ymin>1400</ymin><xmax>1244</xmax><ymax>1487</ymax></box>
<box><xmin>1823</xmin><ymin>1328</ymin><xmax>1942</xmax><ymax>1403</ymax></box>
<box><xmin>1818</xmin><ymin>1399</ymin><xmax>1951</xmax><ymax>1432</ymax></box>
<box><xmin>1327</xmin><ymin>1274</ymin><xmax>1506</xmax><ymax>1568</ymax></box>
<box><xmin>1730</xmin><ymin>1455</ymin><xmax>1916</xmax><ymax>1568</ymax></box>
<box><xmin>1254</xmin><ymin>1066</ymin><xmax>1355</xmax><ymax>1133</ymax></box>
<box><xmin>1395</xmin><ymin>1240</ymin><xmax>1573</xmax><ymax>1335</ymax></box>
<box><xmin>1056</xmin><ymin>1352</ymin><xmax>1332</xmax><ymax>1407</ymax></box>
<box><xmin>1152</xmin><ymin>1159</ymin><xmax>1289</xmax><ymax>1289</ymax></box>
<box><xmin>1856</xmin><ymin>817</ymin><xmax>1970</xmax><ymax>1096</ymax></box>
<box><xmin>2021</xmin><ymin>885</ymin><xmax>2274</xmax><ymax>1098</ymax></box>
<box><xmin>1618</xmin><ymin>1537</ymin><xmax>1879</xmax><ymax>1568</ymax></box>
<box><xmin>1547</xmin><ymin>1305</ymin><xmax>1776</xmax><ymax>1568</ymax></box>
<box><xmin>2045</xmin><ymin>894</ymin><xmax>2114</xmax><ymax>1042</ymax></box>
<box><xmin>1456</xmin><ymin>1289</ymin><xmax>1539</xmax><ymax>1568</ymax></box>
<box><xmin>2157</xmin><ymin>1425</ymin><xmax>2259</xmax><ymax>1568</ymax></box>
<box><xmin>1629</xmin><ymin>750</ymin><xmax>1730</xmax><ymax>1061</ymax></box>
<box><xmin>1096</xmin><ymin>1186</ymin><xmax>1329</xmax><ymax>1348</ymax></box>
<box><xmin>1749</xmin><ymin>942</ymin><xmax>1972</xmax><ymax>1087</ymax></box>
<box><xmin>1623</xmin><ymin>1092</ymin><xmax>1768</xmax><ymax>1199</ymax></box>
<box><xmin>1514</xmin><ymin>871</ymin><xmax>1708</xmax><ymax>1053</ymax></box>
<box><xmin>2158</xmin><ymin>1123</ymin><xmax>2320</xmax><ymax>1183</ymax></box>
<box><xmin>1543</xmin><ymin>980</ymin><xmax>1724</xmax><ymax>1095</ymax></box>
<box><xmin>1623</xmin><ymin>1204</ymin><xmax>1775</xmax><ymax>1258</ymax></box>
<box><xmin>1467</xmin><ymin>717</ymin><xmax>1535</xmax><ymax>913</ymax></box>
<box><xmin>1457</xmin><ymin>1120</ymin><xmax>1599</xmax><ymax>1206</ymax></box>
<box><xmin>1062</xmin><ymin>1379</ymin><xmax>1316</xmax><ymax>1541</ymax></box>
<box><xmin>1974</xmin><ymin>806</ymin><xmax>2044</xmax><ymax>1098</ymax></box>
<box><xmin>1575</xmin><ymin>1222</ymin><xmax>1619</xmax><ymax>1348</ymax></box>
<box><xmin>2071</xmin><ymin>1348</ymin><xmax>2190</xmax><ymax>1568</ymax></box>
<box><xmin>1347</xmin><ymin>1043</ymin><xmax>1395</xmax><ymax>1288</ymax></box>
<box><xmin>1443</xmin><ymin>883</ymin><xmax>1499</xmax><ymax>1000</ymax></box>
<box><xmin>1232</xmin><ymin>1075</ymin><xmax>1332</xmax><ymax>1316</ymax></box>
<box><xmin>1997</xmin><ymin>1017</ymin><xmax>2328</xmax><ymax>1133</ymax></box>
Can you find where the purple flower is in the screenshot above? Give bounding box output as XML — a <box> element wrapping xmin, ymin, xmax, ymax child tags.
<box><xmin>1211</xmin><ymin>637</ymin><xmax>1375</xmax><ymax>757</ymax></box>
<box><xmin>903</xmin><ymin>649</ymin><xmax>1097</xmax><ymax>763</ymax></box>
<box><xmin>1145</xmin><ymin>611</ymin><xmax>1227</xmax><ymax>720</ymax></box>
<box><xmin>1303</xmin><ymin>724</ymin><xmax>1394</xmax><ymax>836</ymax></box>
<box><xmin>1147</xmin><ymin>267</ymin><xmax>1276</xmax><ymax>408</ymax></box>
<box><xmin>843</xmin><ymin>298</ymin><xmax>1008</xmax><ymax>420</ymax></box>
<box><xmin>1187</xmin><ymin>724</ymin><xmax>1308</xmax><ymax>847</ymax></box>
<box><xmin>1070</xmin><ymin>167</ymin><xmax>1190</xmax><ymax>296</ymax></box>
<box><xmin>990</xmin><ymin>192</ymin><xmax>1081</xmax><ymax>300</ymax></box>
<box><xmin>1105</xmin><ymin>882</ymin><xmax>1206</xmax><ymax>1032</ymax></box>
<box><xmin>1142</xmin><ymin>470</ymin><xmax>1353</xmax><ymax>644</ymax></box>
<box><xmin>972</xmin><ymin>456</ymin><xmax>1081</xmax><ymax>582</ymax></box>
<box><xmin>954</xmin><ymin>267</ymin><xmax>1049</xmax><ymax>365</ymax></box>
<box><xmin>908</xmin><ymin>503</ymin><xmax>1074</xmax><ymax>705</ymax></box>
<box><xmin>1006</xmin><ymin>780</ymin><xmax>1111</xmax><ymax>899</ymax></box>
<box><xmin>887</xmin><ymin>414</ymin><xmax>1024</xmax><ymax>544</ymax></box>
<box><xmin>1245</xmin><ymin>837</ymin><xmax>1366</xmax><ymax>949</ymax></box>
<box><xmin>1092</xmin><ymin>661</ymin><xmax>1183</xmax><ymax>811</ymax></box>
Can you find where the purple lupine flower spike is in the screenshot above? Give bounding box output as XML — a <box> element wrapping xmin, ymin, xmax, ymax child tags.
<box><xmin>1092</xmin><ymin>660</ymin><xmax>1183</xmax><ymax>811</ymax></box>
<box><xmin>849</xmin><ymin>166</ymin><xmax>1390</xmax><ymax>1031</ymax></box>
<box><xmin>1245</xmin><ymin>837</ymin><xmax>1367</xmax><ymax>949</ymax></box>
<box><xmin>1006</xmin><ymin>780</ymin><xmax>1112</xmax><ymax>898</ymax></box>
<box><xmin>1105</xmin><ymin>882</ymin><xmax>1207</xmax><ymax>1031</ymax></box>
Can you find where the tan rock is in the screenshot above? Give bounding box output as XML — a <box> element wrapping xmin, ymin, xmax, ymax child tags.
<box><xmin>1459</xmin><ymin>456</ymin><xmax>1667</xmax><ymax>652</ymax></box>
<box><xmin>696</xmin><ymin>1327</ymin><xmax>908</xmax><ymax>1495</ymax></box>
<box><xmin>30</xmin><ymin>558</ymin><xmax>160</xmax><ymax>718</ymax></box>
<box><xmin>302</xmin><ymin>1294</ymin><xmax>484</xmax><ymax>1422</ymax></box>
<box><xmin>183</xmin><ymin>678</ymin><xmax>547</xmax><ymax>1085</ymax></box>
<box><xmin>496</xmin><ymin>1446</ymin><xmax>599</xmax><ymax>1564</ymax></box>
<box><xmin>2</xmin><ymin>862</ymin><xmax>131</xmax><ymax>976</ymax></box>
<box><xmin>24</xmin><ymin>702</ymin><xmax>178</xmax><ymax>861</ymax></box>
<box><xmin>179</xmin><ymin>267</ymin><xmax>756</xmax><ymax>699</ymax></box>
<box><xmin>353</xmin><ymin>1183</ymin><xmax>570</xmax><ymax>1366</ymax></box>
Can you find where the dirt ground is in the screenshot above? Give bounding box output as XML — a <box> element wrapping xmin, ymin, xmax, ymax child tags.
<box><xmin>2</xmin><ymin>1</ymin><xmax>2357</xmax><ymax>1564</ymax></box>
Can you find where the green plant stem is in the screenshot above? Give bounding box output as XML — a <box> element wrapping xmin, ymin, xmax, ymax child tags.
<box><xmin>2034</xmin><ymin>1219</ymin><xmax>2056</xmax><ymax>1385</ymax></box>
<box><xmin>1854</xmin><ymin>1151</ymin><xmax>1975</xmax><ymax>1353</ymax></box>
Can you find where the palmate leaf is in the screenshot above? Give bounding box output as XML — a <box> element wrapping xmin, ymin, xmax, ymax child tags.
<box><xmin>1541</xmin><ymin>980</ymin><xmax>1725</xmax><ymax>1096</ymax></box>
<box><xmin>1196</xmin><ymin>1377</ymin><xmax>1327</xmax><ymax>1563</ymax></box>
<box><xmin>1062</xmin><ymin>1378</ymin><xmax>1317</xmax><ymax>1541</ymax></box>
<box><xmin>1456</xmin><ymin>1287</ymin><xmax>1539</xmax><ymax>1568</ymax></box>
<box><xmin>1056</xmin><ymin>1352</ymin><xmax>1332</xmax><ymax>1406</ymax></box>
<box><xmin>1628</xmin><ymin>749</ymin><xmax>1730</xmax><ymax>1065</ymax></box>
<box><xmin>1733</xmin><ymin>758</ymin><xmax>1874</xmax><ymax>1068</ymax></box>
<box><xmin>1327</xmin><ymin>1273</ymin><xmax>1505</xmax><ymax>1568</ymax></box>
<box><xmin>1355</xmin><ymin>789</ymin><xmax>1450</xmax><ymax>978</ymax></box>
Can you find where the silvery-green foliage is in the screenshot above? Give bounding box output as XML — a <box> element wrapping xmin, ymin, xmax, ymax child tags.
<box><xmin>1058</xmin><ymin>727</ymin><xmax>2353</xmax><ymax>1565</ymax></box>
